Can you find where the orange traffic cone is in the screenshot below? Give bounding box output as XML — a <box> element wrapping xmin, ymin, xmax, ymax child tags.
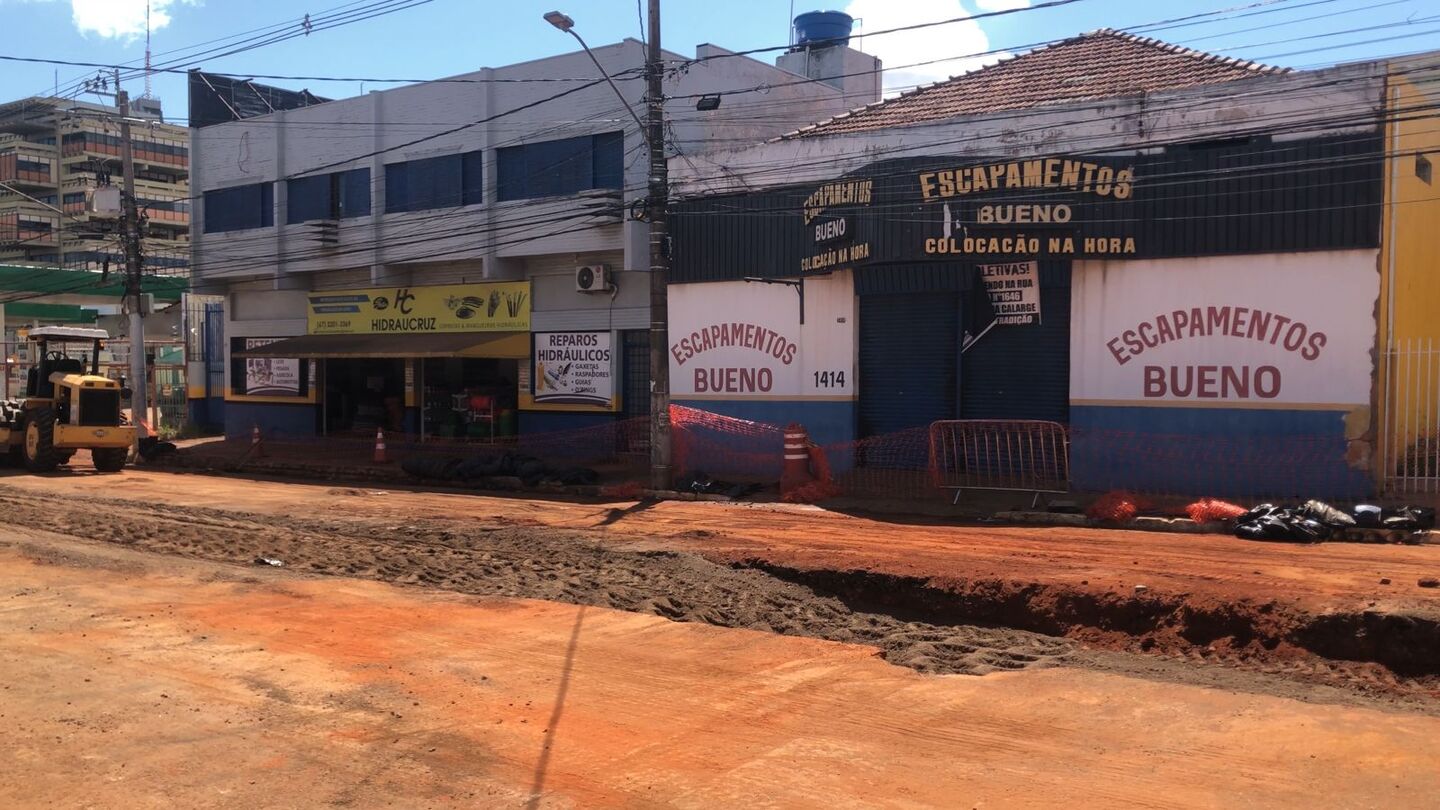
<box><xmin>251</xmin><ymin>422</ymin><xmax>266</xmax><ymax>458</ymax></box>
<box><xmin>373</xmin><ymin>427</ymin><xmax>389</xmax><ymax>464</ymax></box>
<box><xmin>780</xmin><ymin>423</ymin><xmax>814</xmax><ymax>497</ymax></box>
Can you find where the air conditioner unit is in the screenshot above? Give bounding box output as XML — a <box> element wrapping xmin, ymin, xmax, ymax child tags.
<box><xmin>575</xmin><ymin>264</ymin><xmax>612</xmax><ymax>293</ymax></box>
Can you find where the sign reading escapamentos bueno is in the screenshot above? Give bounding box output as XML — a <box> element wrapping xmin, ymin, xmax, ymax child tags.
<box><xmin>795</xmin><ymin>155</ymin><xmax>1142</xmax><ymax>274</ymax></box>
<box><xmin>307</xmin><ymin>281</ymin><xmax>530</xmax><ymax>335</ymax></box>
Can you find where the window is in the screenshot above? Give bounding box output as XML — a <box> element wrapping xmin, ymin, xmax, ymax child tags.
<box><xmin>384</xmin><ymin>150</ymin><xmax>483</xmax><ymax>213</ymax></box>
<box><xmin>287</xmin><ymin>168</ymin><xmax>370</xmax><ymax>224</ymax></box>
<box><xmin>203</xmin><ymin>182</ymin><xmax>273</xmax><ymax>233</ymax></box>
<box><xmin>496</xmin><ymin>131</ymin><xmax>623</xmax><ymax>201</ymax></box>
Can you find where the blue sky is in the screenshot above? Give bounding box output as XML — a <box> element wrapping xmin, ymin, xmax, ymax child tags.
<box><xmin>0</xmin><ymin>0</ymin><xmax>1435</xmax><ymax>122</ymax></box>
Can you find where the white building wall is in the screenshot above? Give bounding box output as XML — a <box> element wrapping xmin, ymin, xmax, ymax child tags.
<box><xmin>191</xmin><ymin>38</ymin><xmax>861</xmax><ymax>290</ymax></box>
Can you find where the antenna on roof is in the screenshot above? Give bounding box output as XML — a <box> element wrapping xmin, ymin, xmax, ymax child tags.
<box><xmin>143</xmin><ymin>0</ymin><xmax>154</xmax><ymax>99</ymax></box>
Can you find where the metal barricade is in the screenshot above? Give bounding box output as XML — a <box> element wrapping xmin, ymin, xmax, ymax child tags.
<box><xmin>929</xmin><ymin>419</ymin><xmax>1070</xmax><ymax>505</ymax></box>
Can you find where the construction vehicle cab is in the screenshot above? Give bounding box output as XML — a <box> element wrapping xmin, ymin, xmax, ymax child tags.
<box><xmin>1</xmin><ymin>326</ymin><xmax>136</xmax><ymax>473</ymax></box>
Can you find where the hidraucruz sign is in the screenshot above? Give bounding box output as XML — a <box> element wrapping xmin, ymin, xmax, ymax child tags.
<box><xmin>306</xmin><ymin>282</ymin><xmax>530</xmax><ymax>335</ymax></box>
<box><xmin>533</xmin><ymin>331</ymin><xmax>613</xmax><ymax>407</ymax></box>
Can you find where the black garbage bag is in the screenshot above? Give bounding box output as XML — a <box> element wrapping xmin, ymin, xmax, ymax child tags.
<box><xmin>1300</xmin><ymin>500</ymin><xmax>1356</xmax><ymax>528</ymax></box>
<box><xmin>1384</xmin><ymin>506</ymin><xmax>1437</xmax><ymax>531</ymax></box>
<box><xmin>1234</xmin><ymin>507</ymin><xmax>1329</xmax><ymax>543</ymax></box>
<box><xmin>516</xmin><ymin>459</ymin><xmax>549</xmax><ymax>487</ymax></box>
<box><xmin>137</xmin><ymin>436</ymin><xmax>178</xmax><ymax>460</ymax></box>
<box><xmin>550</xmin><ymin>466</ymin><xmax>599</xmax><ymax>486</ymax></box>
<box><xmin>453</xmin><ymin>456</ymin><xmax>505</xmax><ymax>480</ymax></box>
<box><xmin>1353</xmin><ymin>504</ymin><xmax>1383</xmax><ymax>528</ymax></box>
<box><xmin>401</xmin><ymin>456</ymin><xmax>462</xmax><ymax>480</ymax></box>
<box><xmin>1238</xmin><ymin>504</ymin><xmax>1281</xmax><ymax>524</ymax></box>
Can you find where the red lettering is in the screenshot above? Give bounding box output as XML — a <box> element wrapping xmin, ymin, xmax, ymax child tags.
<box><xmin>1107</xmin><ymin>337</ymin><xmax>1129</xmax><ymax>365</ymax></box>
<box><xmin>1221</xmin><ymin>366</ymin><xmax>1248</xmax><ymax>398</ymax></box>
<box><xmin>1255</xmin><ymin>366</ymin><xmax>1281</xmax><ymax>398</ymax></box>
<box><xmin>1196</xmin><ymin>365</ymin><xmax>1218</xmax><ymax>398</ymax></box>
<box><xmin>1188</xmin><ymin>307</ymin><xmax>1205</xmax><ymax>338</ymax></box>
<box><xmin>1156</xmin><ymin>315</ymin><xmax>1176</xmax><ymax>344</ymax></box>
<box><xmin>694</xmin><ymin>368</ymin><xmax>708</xmax><ymax>392</ymax></box>
<box><xmin>1303</xmin><ymin>332</ymin><xmax>1327</xmax><ymax>361</ymax></box>
<box><xmin>1269</xmin><ymin>314</ymin><xmax>1292</xmax><ymax>345</ymax></box>
<box><xmin>1283</xmin><ymin>322</ymin><xmax>1306</xmax><ymax>352</ymax></box>
<box><xmin>1230</xmin><ymin>308</ymin><xmax>1250</xmax><ymax>338</ymax></box>
<box><xmin>671</xmin><ymin>344</ymin><xmax>686</xmax><ymax>366</ymax></box>
<box><xmin>1137</xmin><ymin>322</ymin><xmax>1158</xmax><ymax>348</ymax></box>
<box><xmin>1144</xmin><ymin>366</ymin><xmax>1166</xmax><ymax>397</ymax></box>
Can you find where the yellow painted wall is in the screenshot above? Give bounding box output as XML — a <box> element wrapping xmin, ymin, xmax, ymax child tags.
<box><xmin>1378</xmin><ymin>54</ymin><xmax>1440</xmax><ymax>488</ymax></box>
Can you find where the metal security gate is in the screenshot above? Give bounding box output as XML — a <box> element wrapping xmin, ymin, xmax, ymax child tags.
<box><xmin>858</xmin><ymin>293</ymin><xmax>959</xmax><ymax>438</ymax></box>
<box><xmin>961</xmin><ymin>262</ymin><xmax>1072</xmax><ymax>423</ymax></box>
<box><xmin>1383</xmin><ymin>338</ymin><xmax>1440</xmax><ymax>496</ymax></box>
<box><xmin>619</xmin><ymin>329</ymin><xmax>650</xmax><ymax>453</ymax></box>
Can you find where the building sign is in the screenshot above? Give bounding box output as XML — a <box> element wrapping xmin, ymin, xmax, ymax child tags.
<box><xmin>1070</xmin><ymin>251</ymin><xmax>1377</xmax><ymax>406</ymax></box>
<box><xmin>670</xmin><ymin>275</ymin><xmax>854</xmax><ymax>400</ymax></box>
<box><xmin>979</xmin><ymin>261</ymin><xmax>1041</xmax><ymax>325</ymax></box>
<box><xmin>922</xmin><ymin>157</ymin><xmax>1139</xmax><ymax>258</ymax></box>
<box><xmin>793</xmin><ymin>156</ymin><xmax>1140</xmax><ymax>274</ymax></box>
<box><xmin>243</xmin><ymin>338</ymin><xmax>302</xmax><ymax>397</ymax></box>
<box><xmin>533</xmin><ymin>331</ymin><xmax>612</xmax><ymax>407</ymax></box>
<box><xmin>306</xmin><ymin>281</ymin><xmax>530</xmax><ymax>335</ymax></box>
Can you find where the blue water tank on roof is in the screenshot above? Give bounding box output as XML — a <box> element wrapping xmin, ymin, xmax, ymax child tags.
<box><xmin>794</xmin><ymin>10</ymin><xmax>854</xmax><ymax>47</ymax></box>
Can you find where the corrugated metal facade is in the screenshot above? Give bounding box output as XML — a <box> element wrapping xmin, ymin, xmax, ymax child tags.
<box><xmin>670</xmin><ymin>133</ymin><xmax>1383</xmax><ymax>284</ymax></box>
<box><xmin>858</xmin><ymin>293</ymin><xmax>958</xmax><ymax>436</ymax></box>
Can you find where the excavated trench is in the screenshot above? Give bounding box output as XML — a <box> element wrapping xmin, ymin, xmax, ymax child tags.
<box><xmin>744</xmin><ymin>562</ymin><xmax>1440</xmax><ymax>678</ymax></box>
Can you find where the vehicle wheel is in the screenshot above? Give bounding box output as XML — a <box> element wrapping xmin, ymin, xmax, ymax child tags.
<box><xmin>22</xmin><ymin>408</ymin><xmax>59</xmax><ymax>473</ymax></box>
<box><xmin>92</xmin><ymin>446</ymin><xmax>128</xmax><ymax>473</ymax></box>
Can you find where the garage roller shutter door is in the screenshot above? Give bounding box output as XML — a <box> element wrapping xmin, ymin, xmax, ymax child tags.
<box><xmin>961</xmin><ymin>262</ymin><xmax>1071</xmax><ymax>423</ymax></box>
<box><xmin>858</xmin><ymin>293</ymin><xmax>958</xmax><ymax>438</ymax></box>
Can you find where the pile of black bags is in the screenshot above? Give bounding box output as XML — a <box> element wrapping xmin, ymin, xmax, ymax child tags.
<box><xmin>1235</xmin><ymin>500</ymin><xmax>1436</xmax><ymax>543</ymax></box>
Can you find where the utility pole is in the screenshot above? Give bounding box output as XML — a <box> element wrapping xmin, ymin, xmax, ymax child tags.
<box><xmin>645</xmin><ymin>0</ymin><xmax>672</xmax><ymax>490</ymax></box>
<box><xmin>116</xmin><ymin>81</ymin><xmax>148</xmax><ymax>438</ymax></box>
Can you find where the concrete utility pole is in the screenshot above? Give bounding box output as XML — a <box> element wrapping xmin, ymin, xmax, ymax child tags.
<box><xmin>645</xmin><ymin>0</ymin><xmax>672</xmax><ymax>490</ymax></box>
<box><xmin>545</xmin><ymin>5</ymin><xmax>672</xmax><ymax>489</ymax></box>
<box><xmin>116</xmin><ymin>84</ymin><xmax>148</xmax><ymax>437</ymax></box>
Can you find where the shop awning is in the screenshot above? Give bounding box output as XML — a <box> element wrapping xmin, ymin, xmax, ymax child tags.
<box><xmin>238</xmin><ymin>332</ymin><xmax>529</xmax><ymax>359</ymax></box>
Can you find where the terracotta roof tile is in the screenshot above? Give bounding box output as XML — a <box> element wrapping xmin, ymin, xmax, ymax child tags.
<box><xmin>782</xmin><ymin>29</ymin><xmax>1288</xmax><ymax>139</ymax></box>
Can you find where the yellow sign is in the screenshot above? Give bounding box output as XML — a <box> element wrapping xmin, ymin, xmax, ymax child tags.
<box><xmin>307</xmin><ymin>282</ymin><xmax>530</xmax><ymax>335</ymax></box>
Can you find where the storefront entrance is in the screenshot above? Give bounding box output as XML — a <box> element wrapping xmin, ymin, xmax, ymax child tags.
<box><xmin>420</xmin><ymin>357</ymin><xmax>518</xmax><ymax>440</ymax></box>
<box><xmin>322</xmin><ymin>357</ymin><xmax>406</xmax><ymax>435</ymax></box>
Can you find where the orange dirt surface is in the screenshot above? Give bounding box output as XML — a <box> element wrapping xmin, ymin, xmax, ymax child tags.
<box><xmin>6</xmin><ymin>468</ymin><xmax>1438</xmax><ymax>618</ymax></box>
<box><xmin>4</xmin><ymin>530</ymin><xmax>1439</xmax><ymax>808</ymax></box>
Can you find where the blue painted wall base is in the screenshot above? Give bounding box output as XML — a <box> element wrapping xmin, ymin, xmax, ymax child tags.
<box><xmin>224</xmin><ymin>401</ymin><xmax>318</xmax><ymax>441</ymax></box>
<box><xmin>1071</xmin><ymin>404</ymin><xmax>1371</xmax><ymax>499</ymax></box>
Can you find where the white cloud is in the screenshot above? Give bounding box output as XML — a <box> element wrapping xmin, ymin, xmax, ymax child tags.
<box><xmin>69</xmin><ymin>0</ymin><xmax>192</xmax><ymax>40</ymax></box>
<box><xmin>844</xmin><ymin>0</ymin><xmax>1009</xmax><ymax>95</ymax></box>
<box><xmin>974</xmin><ymin>0</ymin><xmax>1031</xmax><ymax>11</ymax></box>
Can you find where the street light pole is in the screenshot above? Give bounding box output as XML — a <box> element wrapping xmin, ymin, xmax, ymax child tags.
<box><xmin>116</xmin><ymin>84</ymin><xmax>148</xmax><ymax>438</ymax></box>
<box><xmin>545</xmin><ymin>6</ymin><xmax>671</xmax><ymax>489</ymax></box>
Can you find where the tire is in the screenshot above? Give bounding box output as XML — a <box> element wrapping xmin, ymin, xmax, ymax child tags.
<box><xmin>22</xmin><ymin>408</ymin><xmax>59</xmax><ymax>473</ymax></box>
<box><xmin>92</xmin><ymin>446</ymin><xmax>128</xmax><ymax>473</ymax></box>
<box><xmin>56</xmin><ymin>450</ymin><xmax>76</xmax><ymax>465</ymax></box>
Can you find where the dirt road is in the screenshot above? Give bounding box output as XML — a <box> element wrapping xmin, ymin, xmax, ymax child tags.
<box><xmin>1</xmin><ymin>469</ymin><xmax>1437</xmax><ymax>696</ymax></box>
<box><xmin>4</xmin><ymin>530</ymin><xmax>1440</xmax><ymax>808</ymax></box>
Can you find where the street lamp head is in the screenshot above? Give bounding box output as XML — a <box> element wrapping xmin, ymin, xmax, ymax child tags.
<box><xmin>543</xmin><ymin>11</ymin><xmax>575</xmax><ymax>32</ymax></box>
